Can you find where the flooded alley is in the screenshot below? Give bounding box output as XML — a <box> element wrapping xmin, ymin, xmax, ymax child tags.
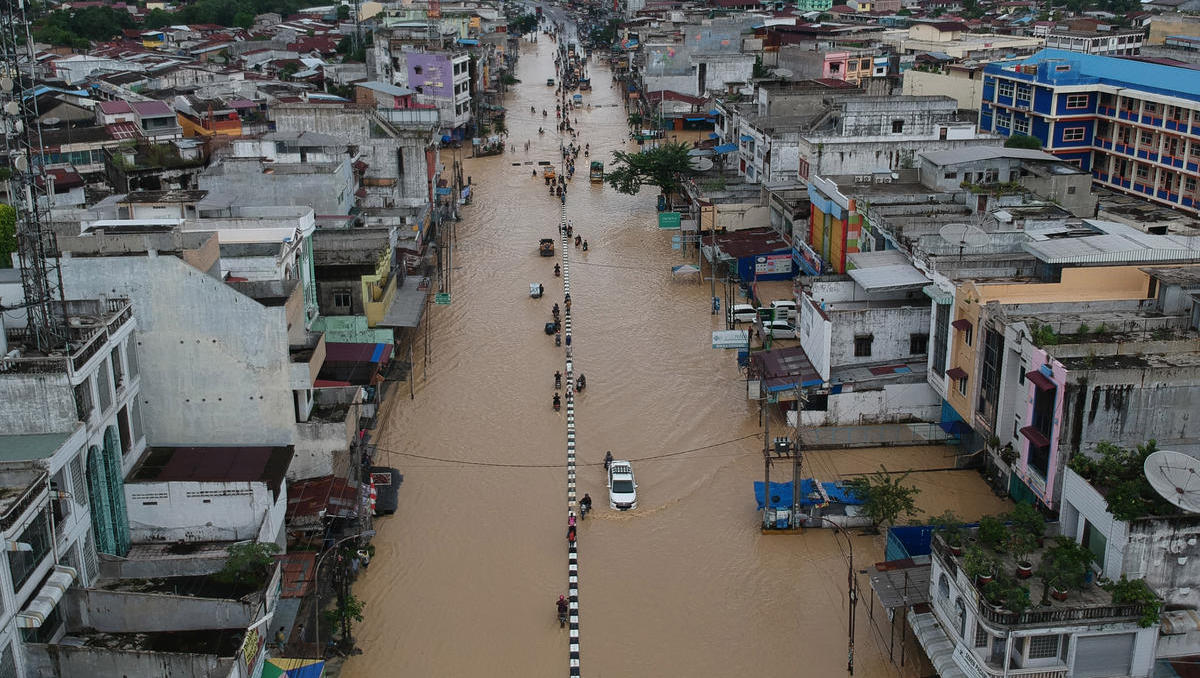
<box><xmin>341</xmin><ymin>29</ymin><xmax>1012</xmax><ymax>678</ymax></box>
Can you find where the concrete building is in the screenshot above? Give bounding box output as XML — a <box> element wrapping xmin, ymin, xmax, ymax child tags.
<box><xmin>881</xmin><ymin>23</ymin><xmax>1043</xmax><ymax>60</ymax></box>
<box><xmin>917</xmin><ymin>147</ymin><xmax>1097</xmax><ymax>217</ymax></box>
<box><xmin>1045</xmin><ymin>29</ymin><xmax>1145</xmax><ymax>56</ymax></box>
<box><xmin>901</xmin><ymin>62</ymin><xmax>986</xmax><ymax>112</ymax></box>
<box><xmin>198</xmin><ymin>132</ymin><xmax>359</xmax><ymax>216</ymax></box>
<box><xmin>1147</xmin><ymin>13</ymin><xmax>1200</xmax><ymax>46</ymax></box>
<box><xmin>915</xmin><ymin>526</ymin><xmax>1160</xmax><ymax>678</ymax></box>
<box><xmin>979</xmin><ymin>49</ymin><xmax>1200</xmax><ymax>216</ymax></box>
<box><xmin>374</xmin><ymin>43</ymin><xmax>472</xmax><ymax>134</ymax></box>
<box><xmin>124</xmin><ymin>446</ymin><xmax>291</xmax><ymax>545</ymax></box>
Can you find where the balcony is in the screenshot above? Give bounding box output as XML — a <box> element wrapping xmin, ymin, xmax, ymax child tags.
<box><xmin>931</xmin><ymin>534</ymin><xmax>1152</xmax><ymax>629</ymax></box>
<box><xmin>1</xmin><ymin>298</ymin><xmax>134</xmax><ymax>376</ymax></box>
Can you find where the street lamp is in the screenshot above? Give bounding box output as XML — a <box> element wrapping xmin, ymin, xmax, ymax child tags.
<box><xmin>312</xmin><ymin>529</ymin><xmax>376</xmax><ymax>657</ymax></box>
<box><xmin>810</xmin><ymin>516</ymin><xmax>857</xmax><ymax>675</ymax></box>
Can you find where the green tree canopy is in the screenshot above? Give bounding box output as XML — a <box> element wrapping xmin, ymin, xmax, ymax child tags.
<box><xmin>1004</xmin><ymin>134</ymin><xmax>1043</xmax><ymax>150</ymax></box>
<box><xmin>604</xmin><ymin>142</ymin><xmax>697</xmax><ymax>196</ymax></box>
<box><xmin>214</xmin><ymin>542</ymin><xmax>279</xmax><ymax>589</ymax></box>
<box><xmin>845</xmin><ymin>466</ymin><xmax>921</xmax><ymax>532</ymax></box>
<box><xmin>0</xmin><ymin>204</ymin><xmax>16</xmax><ymax>269</ymax></box>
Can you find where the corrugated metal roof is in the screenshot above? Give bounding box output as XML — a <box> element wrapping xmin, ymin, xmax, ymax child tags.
<box><xmin>920</xmin><ymin>147</ymin><xmax>1058</xmax><ymax>166</ymax></box>
<box><xmin>1023</xmin><ymin>220</ymin><xmax>1200</xmax><ymax>265</ymax></box>
<box><xmin>848</xmin><ymin>264</ymin><xmax>930</xmax><ymax>292</ymax></box>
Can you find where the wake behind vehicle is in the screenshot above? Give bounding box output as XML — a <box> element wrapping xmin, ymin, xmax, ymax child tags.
<box><xmin>607</xmin><ymin>460</ymin><xmax>637</xmax><ymax>510</ymax></box>
<box><xmin>539</xmin><ymin>238</ymin><xmax>555</xmax><ymax>256</ymax></box>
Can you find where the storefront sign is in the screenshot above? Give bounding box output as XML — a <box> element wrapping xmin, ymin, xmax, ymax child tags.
<box><xmin>755</xmin><ymin>253</ymin><xmax>792</xmax><ymax>275</ymax></box>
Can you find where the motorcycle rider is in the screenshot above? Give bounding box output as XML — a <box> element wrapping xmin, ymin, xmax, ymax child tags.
<box><xmin>580</xmin><ymin>493</ymin><xmax>592</xmax><ymax>514</ymax></box>
<box><xmin>576</xmin><ymin>374</ymin><xmax>586</xmax><ymax>390</ymax></box>
<box><xmin>554</xmin><ymin>371</ymin><xmax>562</xmax><ymax>389</ymax></box>
<box><xmin>553</xmin><ymin>393</ymin><xmax>561</xmax><ymax>410</ymax></box>
<box><xmin>604</xmin><ymin>450</ymin><xmax>613</xmax><ymax>470</ymax></box>
<box><xmin>554</xmin><ymin>263</ymin><xmax>561</xmax><ymax>276</ymax></box>
<box><xmin>557</xmin><ymin>595</ymin><xmax>569</xmax><ymax>623</ymax></box>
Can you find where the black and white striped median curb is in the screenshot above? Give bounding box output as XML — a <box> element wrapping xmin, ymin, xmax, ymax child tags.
<box><xmin>559</xmin><ymin>202</ymin><xmax>581</xmax><ymax>677</ymax></box>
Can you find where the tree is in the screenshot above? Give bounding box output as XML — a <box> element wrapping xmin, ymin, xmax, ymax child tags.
<box><xmin>337</xmin><ymin>3</ymin><xmax>350</xmax><ymax>20</ymax></box>
<box><xmin>844</xmin><ymin>466</ymin><xmax>921</xmax><ymax>532</ymax></box>
<box><xmin>605</xmin><ymin>142</ymin><xmax>697</xmax><ymax>197</ymax></box>
<box><xmin>1036</xmin><ymin>536</ymin><xmax>1092</xmax><ymax>605</ymax></box>
<box><xmin>214</xmin><ymin>542</ymin><xmax>279</xmax><ymax>589</ymax></box>
<box><xmin>324</xmin><ymin>592</ymin><xmax>365</xmax><ymax>646</ymax></box>
<box><xmin>1004</xmin><ymin>134</ymin><xmax>1043</xmax><ymax>150</ymax></box>
<box><xmin>0</xmin><ymin>204</ymin><xmax>15</xmax><ymax>268</ymax></box>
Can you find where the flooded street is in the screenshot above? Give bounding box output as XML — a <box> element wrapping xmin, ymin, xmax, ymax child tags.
<box><xmin>342</xmin><ymin>34</ymin><xmax>1013</xmax><ymax>678</ymax></box>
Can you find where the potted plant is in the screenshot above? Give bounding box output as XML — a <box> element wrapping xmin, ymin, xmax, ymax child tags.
<box><xmin>1102</xmin><ymin>576</ymin><xmax>1162</xmax><ymax>628</ymax></box>
<box><xmin>1008</xmin><ymin>530</ymin><xmax>1037</xmax><ymax>579</ymax></box>
<box><xmin>978</xmin><ymin>514</ymin><xmax>1007</xmax><ymax>551</ymax></box>
<box><xmin>1036</xmin><ymin>537</ymin><xmax>1092</xmax><ymax>604</ymax></box>
<box><xmin>931</xmin><ymin>511</ymin><xmax>965</xmax><ymax>555</ymax></box>
<box><xmin>1009</xmin><ymin>502</ymin><xmax>1046</xmax><ymax>546</ymax></box>
<box><xmin>984</xmin><ymin>576</ymin><xmax>1031</xmax><ymax>615</ymax></box>
<box><xmin>965</xmin><ymin>545</ymin><xmax>998</xmax><ymax>586</ymax></box>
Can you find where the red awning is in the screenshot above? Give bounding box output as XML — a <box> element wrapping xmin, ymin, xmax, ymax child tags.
<box><xmin>1019</xmin><ymin>425</ymin><xmax>1050</xmax><ymax>448</ymax></box>
<box><xmin>1026</xmin><ymin>370</ymin><xmax>1056</xmax><ymax>392</ymax></box>
<box><xmin>353</xmin><ymin>160</ymin><xmax>368</xmax><ymax>172</ymax></box>
<box><xmin>946</xmin><ymin>367</ymin><xmax>968</xmax><ymax>380</ymax></box>
<box><xmin>951</xmin><ymin>318</ymin><xmax>972</xmax><ymax>331</ymax></box>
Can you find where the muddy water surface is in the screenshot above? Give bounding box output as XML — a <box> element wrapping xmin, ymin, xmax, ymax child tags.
<box><xmin>341</xmin><ymin>35</ymin><xmax>1010</xmax><ymax>678</ymax></box>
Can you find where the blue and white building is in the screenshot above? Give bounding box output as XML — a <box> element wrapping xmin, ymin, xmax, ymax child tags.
<box><xmin>979</xmin><ymin>49</ymin><xmax>1200</xmax><ymax>215</ymax></box>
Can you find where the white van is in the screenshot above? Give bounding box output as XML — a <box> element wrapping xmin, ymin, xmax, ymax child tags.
<box><xmin>728</xmin><ymin>304</ymin><xmax>758</xmax><ymax>323</ymax></box>
<box><xmin>764</xmin><ymin>320</ymin><xmax>797</xmax><ymax>339</ymax></box>
<box><xmin>770</xmin><ymin>300</ymin><xmax>798</xmax><ymax>321</ymax></box>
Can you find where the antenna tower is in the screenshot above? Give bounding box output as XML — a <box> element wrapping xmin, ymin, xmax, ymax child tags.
<box><xmin>1</xmin><ymin>0</ymin><xmax>66</xmax><ymax>351</ymax></box>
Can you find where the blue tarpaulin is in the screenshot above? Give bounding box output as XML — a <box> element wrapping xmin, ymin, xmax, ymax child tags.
<box><xmin>457</xmin><ymin>38</ymin><xmax>480</xmax><ymax>45</ymax></box>
<box><xmin>435</xmin><ymin>187</ymin><xmax>452</xmax><ymax>195</ymax></box>
<box><xmin>441</xmin><ymin>135</ymin><xmax>452</xmax><ymax>143</ymax></box>
<box><xmin>708</xmin><ymin>132</ymin><xmax>720</xmax><ymax>139</ymax></box>
<box><xmin>713</xmin><ymin>143</ymin><xmax>737</xmax><ymax>154</ymax></box>
<box><xmin>754</xmin><ymin>480</ymin><xmax>863</xmax><ymax>510</ymax></box>
<box><xmin>709</xmin><ymin>108</ymin><xmax>721</xmax><ymax>115</ymax></box>
<box><xmin>740</xmin><ymin>134</ymin><xmax>754</xmax><ymax>142</ymax></box>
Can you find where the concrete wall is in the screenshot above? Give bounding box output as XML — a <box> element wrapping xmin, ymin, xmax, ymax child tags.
<box><xmin>801</xmin><ymin>135</ymin><xmax>1004</xmax><ymax>175</ymax></box>
<box><xmin>800</xmin><ymin>381</ymin><xmax>940</xmax><ymax>426</ymax></box>
<box><xmin>99</xmin><ymin>550</ymin><xmax>228</xmax><ymax>579</ymax></box>
<box><xmin>125</xmin><ymin>480</ymin><xmax>282</xmax><ymax>543</ymax></box>
<box><xmin>24</xmin><ymin>644</ymin><xmax>233</xmax><ymax>678</ymax></box>
<box><xmin>829</xmin><ymin>304</ymin><xmax>931</xmax><ymax>368</ymax></box>
<box><xmin>901</xmin><ymin>69</ymin><xmax>984</xmax><ymax>111</ymax></box>
<box><xmin>59</xmin><ymin>253</ymin><xmax>297</xmax><ymax>447</ymax></box>
<box><xmin>1148</xmin><ymin>14</ymin><xmax>1200</xmax><ymax>45</ymax></box>
<box><xmin>799</xmin><ymin>294</ymin><xmax>832</xmax><ymax>381</ymax></box>
<box><xmin>198</xmin><ymin>160</ymin><xmax>355</xmax><ymax>216</ymax></box>
<box><xmin>839</xmin><ymin>96</ymin><xmax>958</xmax><ymax>137</ymax></box>
<box><xmin>67</xmin><ymin>588</ymin><xmax>255</xmax><ymax>632</ymax></box>
<box><xmin>0</xmin><ymin>372</ymin><xmax>77</xmax><ymax>435</ymax></box>
<box><xmin>292</xmin><ymin>387</ymin><xmax>361</xmax><ymax>481</ymax></box>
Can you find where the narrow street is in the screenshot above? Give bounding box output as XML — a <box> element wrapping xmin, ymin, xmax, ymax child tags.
<box><xmin>341</xmin><ymin>28</ymin><xmax>1012</xmax><ymax>678</ymax></box>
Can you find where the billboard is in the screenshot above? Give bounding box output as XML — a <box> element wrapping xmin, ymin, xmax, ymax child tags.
<box><xmin>755</xmin><ymin>253</ymin><xmax>792</xmax><ymax>275</ymax></box>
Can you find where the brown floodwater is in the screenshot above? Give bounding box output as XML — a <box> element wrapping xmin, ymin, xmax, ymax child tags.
<box><xmin>341</xmin><ymin>35</ymin><xmax>1013</xmax><ymax>678</ymax></box>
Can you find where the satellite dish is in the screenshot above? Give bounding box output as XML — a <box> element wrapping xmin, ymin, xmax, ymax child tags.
<box><xmin>690</xmin><ymin>157</ymin><xmax>713</xmax><ymax>171</ymax></box>
<box><xmin>939</xmin><ymin>222</ymin><xmax>989</xmax><ymax>249</ymax></box>
<box><xmin>1145</xmin><ymin>450</ymin><xmax>1200</xmax><ymax>513</ymax></box>
<box><xmin>42</xmin><ymin>117</ymin><xmax>60</xmax><ymax>127</ymax></box>
<box><xmin>774</xmin><ymin>68</ymin><xmax>794</xmax><ymax>79</ymax></box>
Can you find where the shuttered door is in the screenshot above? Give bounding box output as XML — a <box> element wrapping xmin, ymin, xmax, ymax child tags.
<box><xmin>1074</xmin><ymin>633</ymin><xmax>1134</xmax><ymax>678</ymax></box>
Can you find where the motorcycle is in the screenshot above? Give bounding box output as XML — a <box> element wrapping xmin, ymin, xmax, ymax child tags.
<box><xmin>557</xmin><ymin>603</ymin><xmax>569</xmax><ymax>628</ymax></box>
<box><xmin>576</xmin><ymin>375</ymin><xmax>586</xmax><ymax>391</ymax></box>
<box><xmin>554</xmin><ymin>372</ymin><xmax>562</xmax><ymax>389</ymax></box>
<box><xmin>582</xmin><ymin>240</ymin><xmax>588</xmax><ymax>251</ymax></box>
<box><xmin>554</xmin><ymin>264</ymin><xmax>561</xmax><ymax>277</ymax></box>
<box><xmin>555</xmin><ymin>332</ymin><xmax>561</xmax><ymax>347</ymax></box>
<box><xmin>553</xmin><ymin>394</ymin><xmax>561</xmax><ymax>411</ymax></box>
<box><xmin>579</xmin><ymin>501</ymin><xmax>590</xmax><ymax>520</ymax></box>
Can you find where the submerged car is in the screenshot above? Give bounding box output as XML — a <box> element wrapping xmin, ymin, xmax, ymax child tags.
<box><xmin>607</xmin><ymin>460</ymin><xmax>637</xmax><ymax>510</ymax></box>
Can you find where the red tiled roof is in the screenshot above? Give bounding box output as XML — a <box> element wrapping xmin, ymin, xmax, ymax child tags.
<box><xmin>98</xmin><ymin>100</ymin><xmax>133</xmax><ymax>115</ymax></box>
<box><xmin>287</xmin><ymin>475</ymin><xmax>361</xmax><ymax>521</ymax></box>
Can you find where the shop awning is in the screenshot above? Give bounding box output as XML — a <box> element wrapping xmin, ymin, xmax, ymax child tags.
<box><xmin>946</xmin><ymin>367</ymin><xmax>967</xmax><ymax>380</ymax></box>
<box><xmin>708</xmin><ymin>132</ymin><xmax>720</xmax><ymax>139</ymax></box>
<box><xmin>713</xmin><ymin>143</ymin><xmax>737</xmax><ymax>154</ymax></box>
<box><xmin>922</xmin><ymin>284</ymin><xmax>954</xmax><ymax>304</ymax></box>
<box><xmin>264</xmin><ymin>658</ymin><xmax>325</xmax><ymax>678</ymax></box>
<box><xmin>1020</xmin><ymin>425</ymin><xmax>1050</xmax><ymax>448</ymax></box>
<box><xmin>939</xmin><ymin>420</ymin><xmax>971</xmax><ymax>435</ymax></box>
<box><xmin>951</xmin><ymin>318</ymin><xmax>972</xmax><ymax>331</ymax></box>
<box><xmin>709</xmin><ymin>108</ymin><xmax>721</xmax><ymax>115</ymax></box>
<box><xmin>377</xmin><ymin>276</ymin><xmax>430</xmax><ymax>329</ymax></box>
<box><xmin>685</xmin><ymin>116</ymin><xmax>708</xmax><ymax>121</ymax></box>
<box><xmin>740</xmin><ymin>134</ymin><xmax>753</xmax><ymax>142</ymax></box>
<box><xmin>1026</xmin><ymin>370</ymin><xmax>1056</xmax><ymax>392</ymax></box>
<box><xmin>16</xmin><ymin>565</ymin><xmax>76</xmax><ymax>628</ymax></box>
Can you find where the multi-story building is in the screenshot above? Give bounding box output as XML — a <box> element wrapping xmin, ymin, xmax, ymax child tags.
<box><xmin>0</xmin><ymin>297</ymin><xmax>145</xmax><ymax>675</ymax></box>
<box><xmin>1045</xmin><ymin>29</ymin><xmax>1145</xmax><ymax>56</ymax></box>
<box><xmin>979</xmin><ymin>49</ymin><xmax>1200</xmax><ymax>215</ymax></box>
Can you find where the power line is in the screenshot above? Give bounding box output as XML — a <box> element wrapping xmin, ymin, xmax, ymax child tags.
<box><xmin>372</xmin><ymin>432</ymin><xmax>762</xmax><ymax>469</ymax></box>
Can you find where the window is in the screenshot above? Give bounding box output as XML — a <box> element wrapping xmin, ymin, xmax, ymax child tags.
<box><xmin>944</xmin><ymin>171</ymin><xmax>958</xmax><ymax>180</ymax></box>
<box><xmin>910</xmin><ymin>333</ymin><xmax>929</xmax><ymax>355</ymax></box>
<box><xmin>73</xmin><ymin>378</ymin><xmax>93</xmax><ymax>422</ymax></box>
<box><xmin>957</xmin><ymin>377</ymin><xmax>967</xmax><ymax>396</ymax></box>
<box><xmin>96</xmin><ymin>361</ymin><xmax>112</xmax><ymax>413</ymax></box>
<box><xmin>110</xmin><ymin>346</ymin><xmax>123</xmax><ymax>387</ymax></box>
<box><xmin>1067</xmin><ymin>186</ymin><xmax>1076</xmax><ymax>194</ymax></box>
<box><xmin>932</xmin><ymin>304</ymin><xmax>950</xmax><ymax>377</ymax></box>
<box><xmin>131</xmin><ymin>400</ymin><xmax>143</xmax><ymax>445</ymax></box>
<box><xmin>854</xmin><ymin>334</ymin><xmax>873</xmax><ymax>357</ymax></box>
<box><xmin>891</xmin><ymin>119</ymin><xmax>904</xmax><ymax>134</ymax></box>
<box><xmin>333</xmin><ymin>289</ymin><xmax>353</xmax><ymax>309</ymax></box>
<box><xmin>1014</xmin><ymin>117</ymin><xmax>1030</xmax><ymax>135</ymax></box>
<box><xmin>8</xmin><ymin>509</ymin><xmax>52</xmax><ymax>592</ymax></box>
<box><xmin>996</xmin><ymin>111</ymin><xmax>1011</xmax><ymax>130</ymax></box>
<box><xmin>414</xmin><ymin>66</ymin><xmax>423</xmax><ymax>75</ymax></box>
<box><xmin>1144</xmin><ymin>102</ymin><xmax>1157</xmax><ymax>114</ymax></box>
<box><xmin>975</xmin><ymin>624</ymin><xmax>989</xmax><ymax>648</ymax></box>
<box><xmin>1081</xmin><ymin>520</ymin><xmax>1107</xmax><ymax>565</ymax></box>
<box><xmin>1136</xmin><ymin>164</ymin><xmax>1149</xmax><ymax>180</ymax></box>
<box><xmin>938</xmin><ymin>573</ymin><xmax>950</xmax><ymax>599</ymax></box>
<box><xmin>396</xmin><ymin>148</ymin><xmax>405</xmax><ymax>177</ymax></box>
<box><xmin>126</xmin><ymin>340</ymin><xmax>138</xmax><ymax>379</ymax></box>
<box><xmin>1062</xmin><ymin>127</ymin><xmax>1085</xmax><ymax>142</ymax></box>
<box><xmin>964</xmin><ymin>324</ymin><xmax>973</xmax><ymax>347</ymax></box>
<box><xmin>997</xmin><ymin>81</ymin><xmax>1014</xmax><ymax>98</ymax></box>
<box><xmin>1066</xmin><ymin>94</ymin><xmax>1088</xmax><ymax>109</ymax></box>
<box><xmin>1016</xmin><ymin>85</ymin><xmax>1031</xmax><ymax>105</ymax></box>
<box><xmin>1140</xmin><ymin>131</ymin><xmax>1153</xmax><ymax>146</ymax></box>
<box><xmin>1027</xmin><ymin>635</ymin><xmax>1060</xmax><ymax>659</ymax></box>
<box><xmin>955</xmin><ymin>598</ymin><xmax>967</xmax><ymax>638</ymax></box>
